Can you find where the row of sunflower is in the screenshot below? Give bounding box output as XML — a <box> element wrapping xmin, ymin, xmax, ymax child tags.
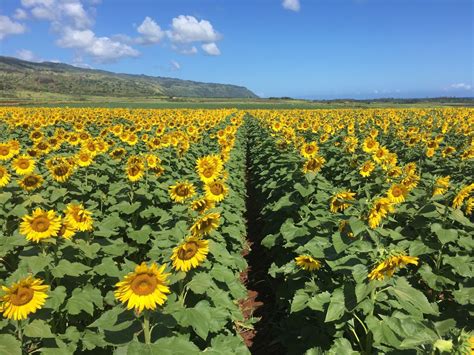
<box><xmin>247</xmin><ymin>108</ymin><xmax>473</xmax><ymax>354</ymax></box>
<box><xmin>0</xmin><ymin>108</ymin><xmax>251</xmax><ymax>354</ymax></box>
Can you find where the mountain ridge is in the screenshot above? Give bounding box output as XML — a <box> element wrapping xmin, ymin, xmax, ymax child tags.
<box><xmin>0</xmin><ymin>56</ymin><xmax>258</xmax><ymax>99</ymax></box>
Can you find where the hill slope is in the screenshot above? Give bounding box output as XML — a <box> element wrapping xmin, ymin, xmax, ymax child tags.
<box><xmin>0</xmin><ymin>56</ymin><xmax>257</xmax><ymax>99</ymax></box>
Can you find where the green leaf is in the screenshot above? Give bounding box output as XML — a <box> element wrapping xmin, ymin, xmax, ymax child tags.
<box><xmin>51</xmin><ymin>260</ymin><xmax>90</xmax><ymax>278</ymax></box>
<box><xmin>325</xmin><ymin>288</ymin><xmax>345</xmax><ymax>322</ymax></box>
<box><xmin>66</xmin><ymin>285</ymin><xmax>103</xmax><ymax>315</ymax></box>
<box><xmin>128</xmin><ymin>225</ymin><xmax>152</xmax><ymax>244</ymax></box>
<box><xmin>24</xmin><ymin>319</ymin><xmax>54</xmax><ymax>338</ymax></box>
<box><xmin>388</xmin><ymin>278</ymin><xmax>439</xmax><ymax>317</ymax></box>
<box><xmin>348</xmin><ymin>217</ymin><xmax>366</xmax><ymax>237</ymax></box>
<box><xmin>111</xmin><ymin>201</ymin><xmax>141</xmax><ymax>215</ymax></box>
<box><xmin>171</xmin><ymin>301</ymin><xmax>213</xmax><ymax>340</ymax></box>
<box><xmin>0</xmin><ymin>334</ymin><xmax>21</xmax><ymax>355</ymax></box>
<box><xmin>45</xmin><ymin>286</ymin><xmax>67</xmax><ymax>309</ymax></box>
<box><xmin>126</xmin><ymin>337</ymin><xmax>200</xmax><ymax>355</ymax></box>
<box><xmin>187</xmin><ymin>272</ymin><xmax>215</xmax><ymax>295</ymax></box>
<box><xmin>291</xmin><ymin>290</ymin><xmax>309</xmax><ymax>313</ymax></box>
<box><xmin>431</xmin><ymin>224</ymin><xmax>458</xmax><ymax>244</ymax></box>
<box><xmin>308</xmin><ymin>291</ymin><xmax>331</xmax><ymax>312</ymax></box>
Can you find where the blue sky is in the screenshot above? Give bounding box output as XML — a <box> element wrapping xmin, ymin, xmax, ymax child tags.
<box><xmin>0</xmin><ymin>0</ymin><xmax>472</xmax><ymax>99</ymax></box>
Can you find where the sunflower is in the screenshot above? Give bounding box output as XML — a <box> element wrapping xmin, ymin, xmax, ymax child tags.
<box><xmin>300</xmin><ymin>142</ymin><xmax>319</xmax><ymax>158</ymax></box>
<box><xmin>64</xmin><ymin>203</ymin><xmax>94</xmax><ymax>232</ymax></box>
<box><xmin>114</xmin><ymin>262</ymin><xmax>170</xmax><ymax>313</ymax></box>
<box><xmin>302</xmin><ymin>156</ymin><xmax>325</xmax><ymax>174</ymax></box>
<box><xmin>1</xmin><ymin>276</ymin><xmax>48</xmax><ymax>320</ymax></box>
<box><xmin>205</xmin><ymin>180</ymin><xmax>228</xmax><ymax>202</ymax></box>
<box><xmin>465</xmin><ymin>197</ymin><xmax>473</xmax><ymax>216</ymax></box>
<box><xmin>169</xmin><ymin>181</ymin><xmax>196</xmax><ymax>203</ymax></box>
<box><xmin>18</xmin><ymin>174</ymin><xmax>43</xmax><ymax>191</ymax></box>
<box><xmin>126</xmin><ymin>163</ymin><xmax>145</xmax><ymax>182</ymax></box>
<box><xmin>190</xmin><ymin>212</ymin><xmax>220</xmax><ymax>237</ymax></box>
<box><xmin>20</xmin><ymin>208</ymin><xmax>62</xmax><ymax>242</ymax></box>
<box><xmin>50</xmin><ymin>163</ymin><xmax>74</xmax><ymax>183</ymax></box>
<box><xmin>329</xmin><ymin>190</ymin><xmax>356</xmax><ymax>213</ymax></box>
<box><xmin>362</xmin><ymin>137</ymin><xmax>379</xmax><ymax>153</ymax></box>
<box><xmin>190</xmin><ymin>197</ymin><xmax>215</xmax><ymax>214</ymax></box>
<box><xmin>387</xmin><ymin>183</ymin><xmax>408</xmax><ymax>204</ymax></box>
<box><xmin>171</xmin><ymin>236</ymin><xmax>209</xmax><ymax>272</ymax></box>
<box><xmin>368</xmin><ymin>254</ymin><xmax>419</xmax><ymax>281</ymax></box>
<box><xmin>196</xmin><ymin>155</ymin><xmax>223</xmax><ymax>183</ymax></box>
<box><xmin>110</xmin><ymin>148</ymin><xmax>126</xmax><ymax>160</ymax></box>
<box><xmin>359</xmin><ymin>160</ymin><xmax>375</xmax><ymax>178</ymax></box>
<box><xmin>145</xmin><ymin>154</ymin><xmax>161</xmax><ymax>169</ymax></box>
<box><xmin>0</xmin><ymin>166</ymin><xmax>10</xmax><ymax>187</ymax></box>
<box><xmin>433</xmin><ymin>176</ymin><xmax>450</xmax><ymax>196</ymax></box>
<box><xmin>12</xmin><ymin>155</ymin><xmax>35</xmax><ymax>175</ymax></box>
<box><xmin>452</xmin><ymin>183</ymin><xmax>474</xmax><ymax>209</ymax></box>
<box><xmin>401</xmin><ymin>173</ymin><xmax>420</xmax><ymax>191</ymax></box>
<box><xmin>76</xmin><ymin>151</ymin><xmax>94</xmax><ymax>167</ymax></box>
<box><xmin>295</xmin><ymin>255</ymin><xmax>321</xmax><ymax>271</ymax></box>
<box><xmin>57</xmin><ymin>220</ymin><xmax>77</xmax><ymax>240</ymax></box>
<box><xmin>367</xmin><ymin>197</ymin><xmax>395</xmax><ymax>229</ymax></box>
<box><xmin>0</xmin><ymin>143</ymin><xmax>15</xmax><ymax>161</ymax></box>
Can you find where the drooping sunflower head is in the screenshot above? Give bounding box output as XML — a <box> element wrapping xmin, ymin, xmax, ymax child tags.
<box><xmin>114</xmin><ymin>262</ymin><xmax>170</xmax><ymax>313</ymax></box>
<box><xmin>171</xmin><ymin>236</ymin><xmax>209</xmax><ymax>272</ymax></box>
<box><xmin>196</xmin><ymin>155</ymin><xmax>223</xmax><ymax>183</ymax></box>
<box><xmin>20</xmin><ymin>208</ymin><xmax>62</xmax><ymax>242</ymax></box>
<box><xmin>368</xmin><ymin>253</ymin><xmax>419</xmax><ymax>281</ymax></box>
<box><xmin>1</xmin><ymin>276</ymin><xmax>49</xmax><ymax>320</ymax></box>
<box><xmin>110</xmin><ymin>148</ymin><xmax>126</xmax><ymax>160</ymax></box>
<box><xmin>0</xmin><ymin>165</ymin><xmax>10</xmax><ymax>187</ymax></box>
<box><xmin>295</xmin><ymin>255</ymin><xmax>321</xmax><ymax>271</ymax></box>
<box><xmin>18</xmin><ymin>174</ymin><xmax>44</xmax><ymax>191</ymax></box>
<box><xmin>169</xmin><ymin>181</ymin><xmax>196</xmax><ymax>203</ymax></box>
<box><xmin>12</xmin><ymin>155</ymin><xmax>35</xmax><ymax>175</ymax></box>
<box><xmin>367</xmin><ymin>197</ymin><xmax>395</xmax><ymax>229</ymax></box>
<box><xmin>190</xmin><ymin>197</ymin><xmax>215</xmax><ymax>214</ymax></box>
<box><xmin>190</xmin><ymin>212</ymin><xmax>220</xmax><ymax>237</ymax></box>
<box><xmin>205</xmin><ymin>180</ymin><xmax>228</xmax><ymax>203</ymax></box>
<box><xmin>57</xmin><ymin>220</ymin><xmax>77</xmax><ymax>240</ymax></box>
<box><xmin>329</xmin><ymin>190</ymin><xmax>356</xmax><ymax>213</ymax></box>
<box><xmin>433</xmin><ymin>176</ymin><xmax>450</xmax><ymax>196</ymax></box>
<box><xmin>64</xmin><ymin>203</ymin><xmax>94</xmax><ymax>232</ymax></box>
<box><xmin>302</xmin><ymin>156</ymin><xmax>325</xmax><ymax>174</ymax></box>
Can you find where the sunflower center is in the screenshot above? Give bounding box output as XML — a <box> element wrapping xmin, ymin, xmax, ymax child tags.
<box><xmin>0</xmin><ymin>147</ymin><xmax>9</xmax><ymax>156</ymax></box>
<box><xmin>129</xmin><ymin>165</ymin><xmax>141</xmax><ymax>176</ymax></box>
<box><xmin>131</xmin><ymin>273</ymin><xmax>157</xmax><ymax>296</ymax></box>
<box><xmin>18</xmin><ymin>159</ymin><xmax>30</xmax><ymax>169</ymax></box>
<box><xmin>10</xmin><ymin>286</ymin><xmax>34</xmax><ymax>306</ymax></box>
<box><xmin>202</xmin><ymin>167</ymin><xmax>214</xmax><ymax>178</ymax></box>
<box><xmin>210</xmin><ymin>184</ymin><xmax>224</xmax><ymax>195</ymax></box>
<box><xmin>175</xmin><ymin>185</ymin><xmax>189</xmax><ymax>196</ymax></box>
<box><xmin>24</xmin><ymin>176</ymin><xmax>39</xmax><ymax>186</ymax></box>
<box><xmin>54</xmin><ymin>166</ymin><xmax>69</xmax><ymax>177</ymax></box>
<box><xmin>80</xmin><ymin>155</ymin><xmax>89</xmax><ymax>162</ymax></box>
<box><xmin>305</xmin><ymin>145</ymin><xmax>315</xmax><ymax>154</ymax></box>
<box><xmin>0</xmin><ymin>169</ymin><xmax>4</xmax><ymax>178</ymax></box>
<box><xmin>177</xmin><ymin>242</ymin><xmax>199</xmax><ymax>260</ymax></box>
<box><xmin>32</xmin><ymin>216</ymin><xmax>51</xmax><ymax>232</ymax></box>
<box><xmin>32</xmin><ymin>132</ymin><xmax>42</xmax><ymax>139</ymax></box>
<box><xmin>392</xmin><ymin>187</ymin><xmax>402</xmax><ymax>197</ymax></box>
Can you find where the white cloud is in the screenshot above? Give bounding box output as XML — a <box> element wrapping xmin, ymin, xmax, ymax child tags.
<box><xmin>171</xmin><ymin>44</ymin><xmax>198</xmax><ymax>55</ymax></box>
<box><xmin>170</xmin><ymin>60</ymin><xmax>180</xmax><ymax>70</ymax></box>
<box><xmin>16</xmin><ymin>49</ymin><xmax>41</xmax><ymax>62</ymax></box>
<box><xmin>57</xmin><ymin>27</ymin><xmax>139</xmax><ymax>63</ymax></box>
<box><xmin>167</xmin><ymin>15</ymin><xmax>221</xmax><ymax>43</ymax></box>
<box><xmin>448</xmin><ymin>83</ymin><xmax>472</xmax><ymax>90</ymax></box>
<box><xmin>201</xmin><ymin>42</ymin><xmax>221</xmax><ymax>56</ymax></box>
<box><xmin>14</xmin><ymin>9</ymin><xmax>29</xmax><ymax>20</ymax></box>
<box><xmin>282</xmin><ymin>0</ymin><xmax>300</xmax><ymax>11</ymax></box>
<box><xmin>136</xmin><ymin>17</ymin><xmax>165</xmax><ymax>44</ymax></box>
<box><xmin>0</xmin><ymin>15</ymin><xmax>27</xmax><ymax>40</ymax></box>
<box><xmin>22</xmin><ymin>0</ymin><xmax>93</xmax><ymax>29</ymax></box>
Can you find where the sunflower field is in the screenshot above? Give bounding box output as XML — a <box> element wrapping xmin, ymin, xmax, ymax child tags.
<box><xmin>0</xmin><ymin>107</ymin><xmax>473</xmax><ymax>354</ymax></box>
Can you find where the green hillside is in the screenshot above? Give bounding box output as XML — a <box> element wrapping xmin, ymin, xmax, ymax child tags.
<box><xmin>0</xmin><ymin>56</ymin><xmax>257</xmax><ymax>99</ymax></box>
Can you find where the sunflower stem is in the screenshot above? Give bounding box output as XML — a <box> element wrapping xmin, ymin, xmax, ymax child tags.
<box><xmin>17</xmin><ymin>320</ymin><xmax>23</xmax><ymax>347</ymax></box>
<box><xmin>142</xmin><ymin>311</ymin><xmax>151</xmax><ymax>344</ymax></box>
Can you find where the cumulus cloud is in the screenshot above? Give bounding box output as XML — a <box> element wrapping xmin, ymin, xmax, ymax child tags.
<box><xmin>201</xmin><ymin>42</ymin><xmax>221</xmax><ymax>56</ymax></box>
<box><xmin>171</xmin><ymin>44</ymin><xmax>198</xmax><ymax>55</ymax></box>
<box><xmin>0</xmin><ymin>15</ymin><xmax>27</xmax><ymax>40</ymax></box>
<box><xmin>136</xmin><ymin>16</ymin><xmax>165</xmax><ymax>44</ymax></box>
<box><xmin>448</xmin><ymin>83</ymin><xmax>472</xmax><ymax>90</ymax></box>
<box><xmin>21</xmin><ymin>0</ymin><xmax>93</xmax><ymax>29</ymax></box>
<box><xmin>16</xmin><ymin>49</ymin><xmax>41</xmax><ymax>62</ymax></box>
<box><xmin>282</xmin><ymin>0</ymin><xmax>300</xmax><ymax>11</ymax></box>
<box><xmin>57</xmin><ymin>27</ymin><xmax>139</xmax><ymax>63</ymax></box>
<box><xmin>167</xmin><ymin>15</ymin><xmax>221</xmax><ymax>43</ymax></box>
<box><xmin>14</xmin><ymin>8</ymin><xmax>29</xmax><ymax>20</ymax></box>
